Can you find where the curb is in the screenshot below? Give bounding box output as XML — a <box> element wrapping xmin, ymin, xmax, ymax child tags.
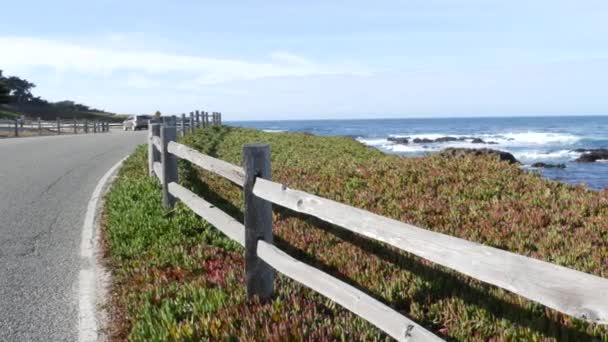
<box><xmin>78</xmin><ymin>156</ymin><xmax>128</xmax><ymax>342</ymax></box>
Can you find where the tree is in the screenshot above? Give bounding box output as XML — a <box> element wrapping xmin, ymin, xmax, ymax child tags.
<box><xmin>0</xmin><ymin>83</ymin><xmax>8</xmax><ymax>104</ymax></box>
<box><xmin>5</xmin><ymin>76</ymin><xmax>35</xmax><ymax>104</ymax></box>
<box><xmin>0</xmin><ymin>70</ymin><xmax>8</xmax><ymax>104</ymax></box>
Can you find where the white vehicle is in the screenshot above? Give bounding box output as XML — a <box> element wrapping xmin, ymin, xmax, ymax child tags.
<box><xmin>123</xmin><ymin>115</ymin><xmax>152</xmax><ymax>131</ymax></box>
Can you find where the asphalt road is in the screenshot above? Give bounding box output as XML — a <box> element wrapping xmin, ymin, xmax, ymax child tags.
<box><xmin>0</xmin><ymin>130</ymin><xmax>146</xmax><ymax>341</ymax></box>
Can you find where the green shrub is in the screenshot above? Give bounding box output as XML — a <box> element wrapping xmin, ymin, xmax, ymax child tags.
<box><xmin>104</xmin><ymin>127</ymin><xmax>608</xmax><ymax>341</ymax></box>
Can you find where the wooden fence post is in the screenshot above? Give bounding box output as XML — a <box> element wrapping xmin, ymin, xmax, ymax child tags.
<box><xmin>160</xmin><ymin>125</ymin><xmax>178</xmax><ymax>209</ymax></box>
<box><xmin>84</xmin><ymin>120</ymin><xmax>88</xmax><ymax>133</ymax></box>
<box><xmin>195</xmin><ymin>110</ymin><xmax>200</xmax><ymax>128</ymax></box>
<box><xmin>218</xmin><ymin>112</ymin><xmax>222</xmax><ymax>125</ymax></box>
<box><xmin>14</xmin><ymin>119</ymin><xmax>18</xmax><ymax>137</ymax></box>
<box><xmin>73</xmin><ymin>118</ymin><xmax>77</xmax><ymax>134</ymax></box>
<box><xmin>189</xmin><ymin>112</ymin><xmax>195</xmax><ymax>134</ymax></box>
<box><xmin>57</xmin><ymin>118</ymin><xmax>61</xmax><ymax>135</ymax></box>
<box><xmin>181</xmin><ymin>113</ymin><xmax>186</xmax><ymax>136</ymax></box>
<box><xmin>243</xmin><ymin>143</ymin><xmax>275</xmax><ymax>301</ymax></box>
<box><xmin>148</xmin><ymin>122</ymin><xmax>160</xmax><ymax>177</ymax></box>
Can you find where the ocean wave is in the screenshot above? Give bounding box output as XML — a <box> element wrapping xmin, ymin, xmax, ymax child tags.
<box><xmin>262</xmin><ymin>129</ymin><xmax>286</xmax><ymax>133</ymax></box>
<box><xmin>381</xmin><ymin>131</ymin><xmax>581</xmax><ymax>146</ymax></box>
<box><xmin>356</xmin><ymin>138</ymin><xmax>387</xmax><ymax>146</ymax></box>
<box><xmin>513</xmin><ymin>150</ymin><xmax>581</xmax><ymax>163</ymax></box>
<box><xmin>358</xmin><ymin>131</ymin><xmax>585</xmax><ymax>162</ymax></box>
<box><xmin>496</xmin><ymin>132</ymin><xmax>580</xmax><ymax>145</ymax></box>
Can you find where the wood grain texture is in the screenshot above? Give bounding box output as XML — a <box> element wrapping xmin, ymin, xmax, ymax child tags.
<box><xmin>256</xmin><ymin>240</ymin><xmax>442</xmax><ymax>341</ymax></box>
<box><xmin>153</xmin><ymin>161</ymin><xmax>162</xmax><ymax>183</ymax></box>
<box><xmin>168</xmin><ymin>141</ymin><xmax>245</xmax><ymax>186</ymax></box>
<box><xmin>151</xmin><ymin>136</ymin><xmax>161</xmax><ymax>151</ymax></box>
<box><xmin>160</xmin><ymin>125</ymin><xmax>178</xmax><ymax>209</ymax></box>
<box><xmin>148</xmin><ymin>123</ymin><xmax>161</xmax><ymax>177</ymax></box>
<box><xmin>252</xmin><ymin>178</ymin><xmax>608</xmax><ymax>324</ymax></box>
<box><xmin>168</xmin><ymin>182</ymin><xmax>245</xmax><ymax>246</ymax></box>
<box><xmin>243</xmin><ymin>143</ymin><xmax>274</xmax><ymax>301</ymax></box>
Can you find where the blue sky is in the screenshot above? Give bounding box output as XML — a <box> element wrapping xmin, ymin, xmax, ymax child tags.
<box><xmin>1</xmin><ymin>0</ymin><xmax>608</xmax><ymax>120</ymax></box>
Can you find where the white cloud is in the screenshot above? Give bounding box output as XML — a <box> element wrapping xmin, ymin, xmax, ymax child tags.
<box><xmin>0</xmin><ymin>36</ymin><xmax>361</xmax><ymax>85</ymax></box>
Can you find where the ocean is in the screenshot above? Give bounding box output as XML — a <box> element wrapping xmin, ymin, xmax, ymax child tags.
<box><xmin>228</xmin><ymin>116</ymin><xmax>608</xmax><ymax>190</ymax></box>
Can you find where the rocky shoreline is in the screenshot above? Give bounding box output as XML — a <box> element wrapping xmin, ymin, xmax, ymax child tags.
<box><xmin>387</xmin><ymin>136</ymin><xmax>500</xmax><ymax>145</ymax></box>
<box><xmin>383</xmin><ymin>135</ymin><xmax>608</xmax><ymax>166</ymax></box>
<box><xmin>572</xmin><ymin>149</ymin><xmax>608</xmax><ymax>163</ymax></box>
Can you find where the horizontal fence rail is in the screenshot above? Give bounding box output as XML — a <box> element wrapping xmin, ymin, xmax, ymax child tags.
<box><xmin>151</xmin><ymin>136</ymin><xmax>162</xmax><ymax>151</ymax></box>
<box><xmin>146</xmin><ymin>115</ymin><xmax>608</xmax><ymax>340</ymax></box>
<box><xmin>252</xmin><ymin>178</ymin><xmax>608</xmax><ymax>324</ymax></box>
<box><xmin>167</xmin><ymin>141</ymin><xmax>245</xmax><ymax>186</ymax></box>
<box><xmin>168</xmin><ymin>182</ymin><xmax>245</xmax><ymax>246</ymax></box>
<box><xmin>0</xmin><ymin>117</ymin><xmax>113</xmax><ymax>137</ymax></box>
<box><xmin>256</xmin><ymin>239</ymin><xmax>441</xmax><ymax>341</ymax></box>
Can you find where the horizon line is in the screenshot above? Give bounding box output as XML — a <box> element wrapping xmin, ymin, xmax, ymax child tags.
<box><xmin>223</xmin><ymin>113</ymin><xmax>608</xmax><ymax>123</ymax></box>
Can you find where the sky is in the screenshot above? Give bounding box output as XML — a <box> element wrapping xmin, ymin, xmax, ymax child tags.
<box><xmin>1</xmin><ymin>0</ymin><xmax>608</xmax><ymax>120</ymax></box>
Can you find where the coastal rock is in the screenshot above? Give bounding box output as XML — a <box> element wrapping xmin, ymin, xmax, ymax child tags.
<box><xmin>387</xmin><ymin>137</ymin><xmax>409</xmax><ymax>144</ymax></box>
<box><xmin>438</xmin><ymin>148</ymin><xmax>518</xmax><ymax>164</ymax></box>
<box><xmin>413</xmin><ymin>138</ymin><xmax>434</xmax><ymax>144</ymax></box>
<box><xmin>574</xmin><ymin>149</ymin><xmax>608</xmax><ymax>163</ymax></box>
<box><xmin>531</xmin><ymin>162</ymin><xmax>566</xmax><ymax>169</ymax></box>
<box><xmin>434</xmin><ymin>136</ymin><xmax>462</xmax><ymax>143</ymax></box>
<box><xmin>406</xmin><ymin>136</ymin><xmax>498</xmax><ymax>145</ymax></box>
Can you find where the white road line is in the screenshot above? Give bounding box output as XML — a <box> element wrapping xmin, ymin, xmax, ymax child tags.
<box><xmin>79</xmin><ymin>156</ymin><xmax>127</xmax><ymax>342</ymax></box>
<box><xmin>80</xmin><ymin>157</ymin><xmax>126</xmax><ymax>258</ymax></box>
<box><xmin>78</xmin><ymin>269</ymin><xmax>97</xmax><ymax>342</ymax></box>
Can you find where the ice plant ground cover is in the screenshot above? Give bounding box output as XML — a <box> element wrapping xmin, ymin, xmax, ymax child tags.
<box><xmin>103</xmin><ymin>125</ymin><xmax>608</xmax><ymax>341</ymax></box>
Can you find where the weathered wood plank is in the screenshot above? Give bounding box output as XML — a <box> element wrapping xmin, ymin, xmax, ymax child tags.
<box><xmin>167</xmin><ymin>141</ymin><xmax>245</xmax><ymax>186</ymax></box>
<box><xmin>152</xmin><ymin>136</ymin><xmax>161</xmax><ymax>151</ymax></box>
<box><xmin>161</xmin><ymin>125</ymin><xmax>178</xmax><ymax>209</ymax></box>
<box><xmin>153</xmin><ymin>161</ymin><xmax>162</xmax><ymax>183</ymax></box>
<box><xmin>243</xmin><ymin>143</ymin><xmax>274</xmax><ymax>301</ymax></box>
<box><xmin>253</xmin><ymin>178</ymin><xmax>608</xmax><ymax>324</ymax></box>
<box><xmin>256</xmin><ymin>240</ymin><xmax>442</xmax><ymax>341</ymax></box>
<box><xmin>168</xmin><ymin>182</ymin><xmax>245</xmax><ymax>245</ymax></box>
<box><xmin>148</xmin><ymin>123</ymin><xmax>161</xmax><ymax>177</ymax></box>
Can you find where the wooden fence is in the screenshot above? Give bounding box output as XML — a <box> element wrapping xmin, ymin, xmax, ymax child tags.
<box><xmin>147</xmin><ymin>120</ymin><xmax>608</xmax><ymax>341</ymax></box>
<box><xmin>0</xmin><ymin>117</ymin><xmax>113</xmax><ymax>137</ymax></box>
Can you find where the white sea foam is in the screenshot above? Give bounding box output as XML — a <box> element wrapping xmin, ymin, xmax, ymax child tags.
<box><xmin>357</xmin><ymin>138</ymin><xmax>387</xmax><ymax>146</ymax></box>
<box><xmin>388</xmin><ymin>132</ymin><xmax>579</xmax><ymax>144</ymax></box>
<box><xmin>513</xmin><ymin>150</ymin><xmax>581</xmax><ymax>163</ymax></box>
<box><xmin>495</xmin><ymin>132</ymin><xmax>580</xmax><ymax>145</ymax></box>
<box><xmin>263</xmin><ymin>129</ymin><xmax>286</xmax><ymax>133</ymax></box>
<box><xmin>358</xmin><ymin>131</ymin><xmax>584</xmax><ymax>162</ymax></box>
